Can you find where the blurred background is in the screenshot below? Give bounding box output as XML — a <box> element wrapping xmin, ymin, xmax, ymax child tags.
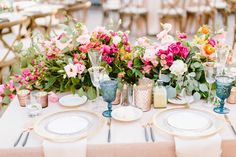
<box><xmin>0</xmin><ymin>0</ymin><xmax>236</xmax><ymax>83</ymax></box>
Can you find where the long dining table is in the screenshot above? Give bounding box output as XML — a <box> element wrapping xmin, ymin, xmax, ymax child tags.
<box><xmin>0</xmin><ymin>94</ymin><xmax>236</xmax><ymax>157</ymax></box>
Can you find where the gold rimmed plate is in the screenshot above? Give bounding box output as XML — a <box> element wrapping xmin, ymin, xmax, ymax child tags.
<box><xmin>34</xmin><ymin>109</ymin><xmax>105</xmax><ymax>142</ymax></box>
<box><xmin>152</xmin><ymin>107</ymin><xmax>225</xmax><ymax>139</ymax></box>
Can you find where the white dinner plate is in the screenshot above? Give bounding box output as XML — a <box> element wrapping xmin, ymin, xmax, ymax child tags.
<box><xmin>59</xmin><ymin>94</ymin><xmax>87</xmax><ymax>107</ymax></box>
<box><xmin>34</xmin><ymin>109</ymin><xmax>105</xmax><ymax>142</ymax></box>
<box><xmin>168</xmin><ymin>96</ymin><xmax>194</xmax><ymax>105</ymax></box>
<box><xmin>152</xmin><ymin>107</ymin><xmax>225</xmax><ymax>138</ymax></box>
<box><xmin>111</xmin><ymin>106</ymin><xmax>143</xmax><ymax>122</ymax></box>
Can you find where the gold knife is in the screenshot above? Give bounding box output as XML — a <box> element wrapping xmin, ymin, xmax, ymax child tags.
<box><xmin>224</xmin><ymin>115</ymin><xmax>236</xmax><ymax>136</ymax></box>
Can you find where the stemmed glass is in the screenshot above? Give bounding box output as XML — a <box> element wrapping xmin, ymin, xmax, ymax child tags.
<box><xmin>88</xmin><ymin>49</ymin><xmax>102</xmax><ymax>67</ymax></box>
<box><xmin>216</xmin><ymin>45</ymin><xmax>230</xmax><ymax>75</ymax></box>
<box><xmin>203</xmin><ymin>62</ymin><xmax>217</xmax><ymax>107</ymax></box>
<box><xmin>88</xmin><ymin>66</ymin><xmax>107</xmax><ymax>100</ymax></box>
<box><xmin>214</xmin><ymin>76</ymin><xmax>234</xmax><ymax>114</ymax></box>
<box><xmin>100</xmin><ymin>79</ymin><xmax>118</xmax><ymax>117</ymax></box>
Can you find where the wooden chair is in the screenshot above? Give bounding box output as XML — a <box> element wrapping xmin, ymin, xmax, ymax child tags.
<box><xmin>158</xmin><ymin>0</ymin><xmax>186</xmax><ymax>32</ymax></box>
<box><xmin>100</xmin><ymin>0</ymin><xmax>122</xmax><ymax>24</ymax></box>
<box><xmin>185</xmin><ymin>0</ymin><xmax>216</xmax><ymax>33</ymax></box>
<box><xmin>119</xmin><ymin>0</ymin><xmax>148</xmax><ymax>35</ymax></box>
<box><xmin>228</xmin><ymin>0</ymin><xmax>236</xmax><ymax>48</ymax></box>
<box><xmin>0</xmin><ymin>14</ymin><xmax>28</xmax><ymax>83</ymax></box>
<box><xmin>211</xmin><ymin>0</ymin><xmax>229</xmax><ymax>28</ymax></box>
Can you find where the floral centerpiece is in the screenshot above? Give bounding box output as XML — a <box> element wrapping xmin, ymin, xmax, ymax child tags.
<box><xmin>12</xmin><ymin>22</ymin><xmax>227</xmax><ymax>101</ymax></box>
<box><xmin>0</xmin><ymin>80</ymin><xmax>16</xmax><ymax>107</ymax></box>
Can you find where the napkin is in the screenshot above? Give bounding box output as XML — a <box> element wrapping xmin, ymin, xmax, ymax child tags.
<box><xmin>43</xmin><ymin>139</ymin><xmax>87</xmax><ymax>157</ymax></box>
<box><xmin>175</xmin><ymin>134</ymin><xmax>222</xmax><ymax>157</ymax></box>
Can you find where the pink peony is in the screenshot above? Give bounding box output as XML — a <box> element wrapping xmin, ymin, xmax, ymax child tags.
<box><xmin>76</xmin><ymin>63</ymin><xmax>86</xmax><ymax>74</ymax></box>
<box><xmin>142</xmin><ymin>65</ymin><xmax>153</xmax><ymax>74</ymax></box>
<box><xmin>128</xmin><ymin>61</ymin><xmax>133</xmax><ymax>68</ymax></box>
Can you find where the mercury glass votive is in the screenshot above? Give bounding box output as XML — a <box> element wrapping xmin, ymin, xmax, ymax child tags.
<box><xmin>214</xmin><ymin>76</ymin><xmax>234</xmax><ymax>114</ymax></box>
<box><xmin>35</xmin><ymin>91</ymin><xmax>48</xmax><ymax>108</ymax></box>
<box><xmin>17</xmin><ymin>89</ymin><xmax>30</xmax><ymax>107</ymax></box>
<box><xmin>134</xmin><ymin>85</ymin><xmax>152</xmax><ymax>112</ymax></box>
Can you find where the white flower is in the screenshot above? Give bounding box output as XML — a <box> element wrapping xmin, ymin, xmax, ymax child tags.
<box><xmin>77</xmin><ymin>34</ymin><xmax>90</xmax><ymax>45</ymax></box>
<box><xmin>113</xmin><ymin>35</ymin><xmax>121</xmax><ymax>45</ymax></box>
<box><xmin>170</xmin><ymin>60</ymin><xmax>187</xmax><ymax>76</ymax></box>
<box><xmin>64</xmin><ymin>63</ymin><xmax>78</xmax><ymax>78</ymax></box>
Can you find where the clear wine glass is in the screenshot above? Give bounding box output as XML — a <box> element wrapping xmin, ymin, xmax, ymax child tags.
<box><xmin>88</xmin><ymin>66</ymin><xmax>107</xmax><ymax>100</ymax></box>
<box><xmin>88</xmin><ymin>49</ymin><xmax>102</xmax><ymax>67</ymax></box>
<box><xmin>216</xmin><ymin>45</ymin><xmax>230</xmax><ymax>75</ymax></box>
<box><xmin>203</xmin><ymin>62</ymin><xmax>217</xmax><ymax>107</ymax></box>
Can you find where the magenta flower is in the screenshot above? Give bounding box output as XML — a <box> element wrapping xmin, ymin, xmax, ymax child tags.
<box><xmin>166</xmin><ymin>53</ymin><xmax>174</xmax><ymax>66</ymax></box>
<box><xmin>22</xmin><ymin>69</ymin><xmax>31</xmax><ymax>77</ymax></box>
<box><xmin>125</xmin><ymin>46</ymin><xmax>131</xmax><ymax>52</ymax></box>
<box><xmin>177</xmin><ymin>32</ymin><xmax>187</xmax><ymax>39</ymax></box>
<box><xmin>179</xmin><ymin>46</ymin><xmax>189</xmax><ymax>59</ymax></box>
<box><xmin>111</xmin><ymin>44</ymin><xmax>118</xmax><ymax>53</ymax></box>
<box><xmin>168</xmin><ymin>43</ymin><xmax>180</xmax><ymax>55</ymax></box>
<box><xmin>208</xmin><ymin>38</ymin><xmax>217</xmax><ymax>47</ymax></box>
<box><xmin>100</xmin><ymin>45</ymin><xmax>111</xmax><ymax>54</ymax></box>
<box><xmin>157</xmin><ymin>49</ymin><xmax>167</xmax><ymax>57</ymax></box>
<box><xmin>102</xmin><ymin>55</ymin><xmax>114</xmax><ymax>64</ymax></box>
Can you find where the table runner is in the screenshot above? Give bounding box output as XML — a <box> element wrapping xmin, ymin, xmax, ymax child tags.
<box><xmin>0</xmin><ymin>96</ymin><xmax>236</xmax><ymax>157</ymax></box>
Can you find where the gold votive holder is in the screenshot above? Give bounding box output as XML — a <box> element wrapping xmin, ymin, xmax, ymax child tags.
<box><xmin>227</xmin><ymin>87</ymin><xmax>236</xmax><ymax>104</ymax></box>
<box><xmin>17</xmin><ymin>89</ymin><xmax>30</xmax><ymax>107</ymax></box>
<box><xmin>35</xmin><ymin>91</ymin><xmax>48</xmax><ymax>108</ymax></box>
<box><xmin>134</xmin><ymin>85</ymin><xmax>152</xmax><ymax>112</ymax></box>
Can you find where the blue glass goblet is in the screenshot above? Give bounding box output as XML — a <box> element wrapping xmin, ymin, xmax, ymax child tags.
<box><xmin>100</xmin><ymin>79</ymin><xmax>118</xmax><ymax>117</ymax></box>
<box><xmin>213</xmin><ymin>76</ymin><xmax>234</xmax><ymax>114</ymax></box>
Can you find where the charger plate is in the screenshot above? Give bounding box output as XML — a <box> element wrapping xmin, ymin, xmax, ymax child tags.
<box><xmin>152</xmin><ymin>107</ymin><xmax>225</xmax><ymax>138</ymax></box>
<box><xmin>34</xmin><ymin>109</ymin><xmax>105</xmax><ymax>142</ymax></box>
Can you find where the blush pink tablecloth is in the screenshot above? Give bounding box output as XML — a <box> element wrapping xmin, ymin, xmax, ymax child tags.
<box><xmin>0</xmin><ymin>96</ymin><xmax>236</xmax><ymax>157</ymax></box>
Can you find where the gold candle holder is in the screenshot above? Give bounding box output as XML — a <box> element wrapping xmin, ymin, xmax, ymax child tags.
<box><xmin>134</xmin><ymin>85</ymin><xmax>152</xmax><ymax>112</ymax></box>
<box><xmin>35</xmin><ymin>91</ymin><xmax>48</xmax><ymax>108</ymax></box>
<box><xmin>227</xmin><ymin>87</ymin><xmax>236</xmax><ymax>104</ymax></box>
<box><xmin>17</xmin><ymin>89</ymin><xmax>30</xmax><ymax>107</ymax></box>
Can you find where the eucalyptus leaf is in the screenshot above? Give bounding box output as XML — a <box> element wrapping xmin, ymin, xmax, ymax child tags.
<box><xmin>160</xmin><ymin>74</ymin><xmax>170</xmax><ymax>83</ymax></box>
<box><xmin>188</xmin><ymin>72</ymin><xmax>196</xmax><ymax>77</ymax></box>
<box><xmin>166</xmin><ymin>86</ymin><xmax>176</xmax><ymax>99</ymax></box>
<box><xmin>199</xmin><ymin>84</ymin><xmax>208</xmax><ymax>92</ymax></box>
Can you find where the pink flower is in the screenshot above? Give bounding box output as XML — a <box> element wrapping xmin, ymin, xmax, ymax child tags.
<box><xmin>160</xmin><ymin>54</ymin><xmax>166</xmax><ymax>59</ymax></box>
<box><xmin>64</xmin><ymin>64</ymin><xmax>78</xmax><ymax>78</ymax></box>
<box><xmin>76</xmin><ymin>63</ymin><xmax>86</xmax><ymax>74</ymax></box>
<box><xmin>77</xmin><ymin>34</ymin><xmax>90</xmax><ymax>45</ymax></box>
<box><xmin>179</xmin><ymin>46</ymin><xmax>189</xmax><ymax>59</ymax></box>
<box><xmin>48</xmin><ymin>92</ymin><xmax>59</xmax><ymax>103</ymax></box>
<box><xmin>125</xmin><ymin>46</ymin><xmax>131</xmax><ymax>52</ymax></box>
<box><xmin>73</xmin><ymin>54</ymin><xmax>79</xmax><ymax>64</ymax></box>
<box><xmin>177</xmin><ymin>32</ymin><xmax>187</xmax><ymax>39</ymax></box>
<box><xmin>22</xmin><ymin>69</ymin><xmax>31</xmax><ymax>77</ymax></box>
<box><xmin>151</xmin><ymin>60</ymin><xmax>158</xmax><ymax>67</ymax></box>
<box><xmin>208</xmin><ymin>38</ymin><xmax>217</xmax><ymax>47</ymax></box>
<box><xmin>9</xmin><ymin>94</ymin><xmax>14</xmax><ymax>100</ymax></box>
<box><xmin>79</xmin><ymin>45</ymin><xmax>89</xmax><ymax>53</ymax></box>
<box><xmin>111</xmin><ymin>44</ymin><xmax>118</xmax><ymax>53</ymax></box>
<box><xmin>157</xmin><ymin>49</ymin><xmax>167</xmax><ymax>57</ymax></box>
<box><xmin>102</xmin><ymin>55</ymin><xmax>114</xmax><ymax>64</ymax></box>
<box><xmin>168</xmin><ymin>43</ymin><xmax>180</xmax><ymax>55</ymax></box>
<box><xmin>0</xmin><ymin>85</ymin><xmax>5</xmax><ymax>95</ymax></box>
<box><xmin>166</xmin><ymin>53</ymin><xmax>174</xmax><ymax>66</ymax></box>
<box><xmin>123</xmin><ymin>34</ymin><xmax>129</xmax><ymax>45</ymax></box>
<box><xmin>100</xmin><ymin>45</ymin><xmax>111</xmax><ymax>54</ymax></box>
<box><xmin>128</xmin><ymin>61</ymin><xmax>133</xmax><ymax>68</ymax></box>
<box><xmin>142</xmin><ymin>65</ymin><xmax>152</xmax><ymax>74</ymax></box>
